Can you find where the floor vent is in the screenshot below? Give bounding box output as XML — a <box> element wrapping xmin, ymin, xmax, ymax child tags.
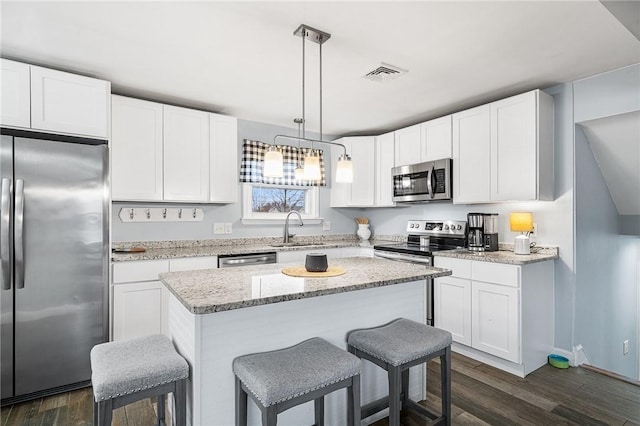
<box><xmin>364</xmin><ymin>63</ymin><xmax>408</xmax><ymax>82</ymax></box>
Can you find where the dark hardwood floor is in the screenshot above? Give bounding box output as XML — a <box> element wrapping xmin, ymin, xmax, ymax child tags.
<box><xmin>2</xmin><ymin>353</ymin><xmax>639</xmax><ymax>425</ymax></box>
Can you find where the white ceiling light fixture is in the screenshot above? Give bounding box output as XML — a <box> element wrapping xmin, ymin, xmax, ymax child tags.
<box><xmin>272</xmin><ymin>24</ymin><xmax>353</xmax><ymax>183</ymax></box>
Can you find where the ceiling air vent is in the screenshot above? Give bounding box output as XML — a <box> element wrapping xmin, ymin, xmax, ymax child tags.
<box><xmin>364</xmin><ymin>63</ymin><xmax>408</xmax><ymax>82</ymax></box>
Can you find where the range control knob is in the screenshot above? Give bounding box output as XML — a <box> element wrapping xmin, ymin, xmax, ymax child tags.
<box><xmin>444</xmin><ymin>225</ymin><xmax>450</xmax><ymax>230</ymax></box>
<box><xmin>457</xmin><ymin>225</ymin><xmax>463</xmax><ymax>230</ymax></box>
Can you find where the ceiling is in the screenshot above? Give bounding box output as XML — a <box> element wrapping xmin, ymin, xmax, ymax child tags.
<box><xmin>1</xmin><ymin>1</ymin><xmax>639</xmax><ymax>136</ymax></box>
<box><xmin>581</xmin><ymin>111</ymin><xmax>640</xmax><ymax>216</ymax></box>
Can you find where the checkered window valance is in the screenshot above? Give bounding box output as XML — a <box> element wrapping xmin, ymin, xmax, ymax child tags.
<box><xmin>240</xmin><ymin>139</ymin><xmax>326</xmax><ymax>186</ymax></box>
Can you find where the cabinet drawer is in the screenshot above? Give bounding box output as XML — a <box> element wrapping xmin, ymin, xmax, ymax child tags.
<box><xmin>112</xmin><ymin>260</ymin><xmax>170</xmax><ymax>283</ymax></box>
<box><xmin>472</xmin><ymin>261</ymin><xmax>519</xmax><ymax>287</ymax></box>
<box><xmin>170</xmin><ymin>256</ymin><xmax>218</xmax><ymax>272</ymax></box>
<box><xmin>434</xmin><ymin>257</ymin><xmax>471</xmax><ymax>279</ymax></box>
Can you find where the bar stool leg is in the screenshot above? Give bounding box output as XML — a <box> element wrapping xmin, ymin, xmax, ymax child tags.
<box><xmin>157</xmin><ymin>393</ymin><xmax>165</xmax><ymax>426</ymax></box>
<box><xmin>441</xmin><ymin>347</ymin><xmax>452</xmax><ymax>426</ymax></box>
<box><xmin>235</xmin><ymin>377</ymin><xmax>248</xmax><ymax>426</ymax></box>
<box><xmin>400</xmin><ymin>368</ymin><xmax>410</xmax><ymax>410</ymax></box>
<box><xmin>314</xmin><ymin>397</ymin><xmax>324</xmax><ymax>426</ymax></box>
<box><xmin>347</xmin><ymin>374</ymin><xmax>361</xmax><ymax>426</ymax></box>
<box><xmin>261</xmin><ymin>406</ymin><xmax>277</xmax><ymax>426</ymax></box>
<box><xmin>388</xmin><ymin>365</ymin><xmax>402</xmax><ymax>426</ymax></box>
<box><xmin>93</xmin><ymin>399</ymin><xmax>98</xmax><ymax>426</ymax></box>
<box><xmin>175</xmin><ymin>379</ymin><xmax>187</xmax><ymax>426</ymax></box>
<box><xmin>98</xmin><ymin>399</ymin><xmax>113</xmax><ymax>426</ymax></box>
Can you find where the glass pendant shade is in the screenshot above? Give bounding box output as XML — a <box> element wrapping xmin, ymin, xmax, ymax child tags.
<box><xmin>303</xmin><ymin>151</ymin><xmax>321</xmax><ymax>181</ymax></box>
<box><xmin>335</xmin><ymin>154</ymin><xmax>353</xmax><ymax>183</ymax></box>
<box><xmin>264</xmin><ymin>145</ymin><xmax>284</xmax><ymax>178</ymax></box>
<box><xmin>294</xmin><ymin>164</ymin><xmax>305</xmax><ymax>181</ymax></box>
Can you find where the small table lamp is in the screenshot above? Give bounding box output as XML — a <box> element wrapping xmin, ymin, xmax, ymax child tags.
<box><xmin>510</xmin><ymin>212</ymin><xmax>533</xmax><ymax>255</ymax></box>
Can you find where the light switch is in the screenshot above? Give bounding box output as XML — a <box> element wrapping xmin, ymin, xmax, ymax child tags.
<box><xmin>213</xmin><ymin>223</ymin><xmax>225</xmax><ymax>234</ymax></box>
<box><xmin>323</xmin><ymin>220</ymin><xmax>331</xmax><ymax>231</ymax></box>
<box><xmin>224</xmin><ymin>223</ymin><xmax>233</xmax><ymax>234</ymax></box>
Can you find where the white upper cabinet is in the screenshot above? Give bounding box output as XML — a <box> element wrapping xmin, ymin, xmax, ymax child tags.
<box><xmin>0</xmin><ymin>59</ymin><xmax>31</xmax><ymax>128</ymax></box>
<box><xmin>30</xmin><ymin>66</ymin><xmax>110</xmax><ymax>138</ymax></box>
<box><xmin>453</xmin><ymin>105</ymin><xmax>492</xmax><ymax>203</ymax></box>
<box><xmin>394</xmin><ymin>123</ymin><xmax>421</xmax><ymax>167</ymax></box>
<box><xmin>421</xmin><ymin>115</ymin><xmax>452</xmax><ymax>161</ymax></box>
<box><xmin>1</xmin><ymin>59</ymin><xmax>109</xmax><ymax>139</ymax></box>
<box><xmin>453</xmin><ymin>89</ymin><xmax>554</xmax><ymax>204</ymax></box>
<box><xmin>395</xmin><ymin>116</ymin><xmax>453</xmax><ymax>167</ymax></box>
<box><xmin>111</xmin><ymin>96</ymin><xmax>164</xmax><ymax>201</ymax></box>
<box><xmin>163</xmin><ymin>105</ymin><xmax>210</xmax><ymax>202</ymax></box>
<box><xmin>209</xmin><ymin>113</ymin><xmax>238</xmax><ymax>203</ymax></box>
<box><xmin>491</xmin><ymin>90</ymin><xmax>554</xmax><ymax>201</ymax></box>
<box><xmin>330</xmin><ymin>136</ymin><xmax>375</xmax><ymax>207</ymax></box>
<box><xmin>375</xmin><ymin>131</ymin><xmax>395</xmax><ymax>207</ymax></box>
<box><xmin>111</xmin><ymin>96</ymin><xmax>238</xmax><ymax>203</ymax></box>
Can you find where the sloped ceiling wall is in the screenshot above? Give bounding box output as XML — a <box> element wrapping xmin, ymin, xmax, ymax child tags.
<box><xmin>580</xmin><ymin>110</ymin><xmax>640</xmax><ymax>216</ymax></box>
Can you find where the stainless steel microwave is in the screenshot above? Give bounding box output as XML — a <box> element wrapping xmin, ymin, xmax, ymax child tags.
<box><xmin>392</xmin><ymin>158</ymin><xmax>452</xmax><ymax>202</ymax></box>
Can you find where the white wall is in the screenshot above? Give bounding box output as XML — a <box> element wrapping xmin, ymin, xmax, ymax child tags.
<box><xmin>111</xmin><ymin>119</ymin><xmax>357</xmax><ymax>242</ymax></box>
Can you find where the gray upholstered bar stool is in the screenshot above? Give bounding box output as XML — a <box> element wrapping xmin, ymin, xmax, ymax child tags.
<box><xmin>90</xmin><ymin>334</ymin><xmax>189</xmax><ymax>426</ymax></box>
<box><xmin>347</xmin><ymin>318</ymin><xmax>452</xmax><ymax>426</ymax></box>
<box><xmin>233</xmin><ymin>337</ymin><xmax>361</xmax><ymax>426</ymax></box>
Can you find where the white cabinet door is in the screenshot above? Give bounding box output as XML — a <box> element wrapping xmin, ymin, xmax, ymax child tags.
<box><xmin>434</xmin><ymin>276</ymin><xmax>472</xmax><ymax>346</ymax></box>
<box><xmin>422</xmin><ymin>115</ymin><xmax>452</xmax><ymax>162</ymax></box>
<box><xmin>113</xmin><ymin>281</ymin><xmax>168</xmax><ymax>341</ymax></box>
<box><xmin>349</xmin><ymin>136</ymin><xmax>375</xmax><ymax>206</ymax></box>
<box><xmin>375</xmin><ymin>131</ymin><xmax>395</xmax><ymax>207</ymax></box>
<box><xmin>209</xmin><ymin>113</ymin><xmax>238</xmax><ymax>203</ymax></box>
<box><xmin>111</xmin><ymin>96</ymin><xmax>164</xmax><ymax>201</ymax></box>
<box><xmin>163</xmin><ymin>105</ymin><xmax>209</xmax><ymax>202</ymax></box>
<box><xmin>394</xmin><ymin>124</ymin><xmax>421</xmax><ymax>167</ymax></box>
<box><xmin>471</xmin><ymin>281</ymin><xmax>520</xmax><ymax>363</ymax></box>
<box><xmin>491</xmin><ymin>91</ymin><xmax>537</xmax><ymax>201</ymax></box>
<box><xmin>0</xmin><ymin>59</ymin><xmax>30</xmax><ymax>128</ymax></box>
<box><xmin>452</xmin><ymin>105</ymin><xmax>491</xmax><ymax>203</ymax></box>
<box><xmin>330</xmin><ymin>137</ymin><xmax>375</xmax><ymax>207</ymax></box>
<box><xmin>30</xmin><ymin>66</ymin><xmax>109</xmax><ymax>138</ymax></box>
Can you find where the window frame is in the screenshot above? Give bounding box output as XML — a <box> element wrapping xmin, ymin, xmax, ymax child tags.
<box><xmin>241</xmin><ymin>183</ymin><xmax>321</xmax><ymax>224</ymax></box>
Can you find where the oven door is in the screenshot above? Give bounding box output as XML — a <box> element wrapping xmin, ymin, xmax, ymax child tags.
<box><xmin>392</xmin><ymin>159</ymin><xmax>452</xmax><ymax>202</ymax></box>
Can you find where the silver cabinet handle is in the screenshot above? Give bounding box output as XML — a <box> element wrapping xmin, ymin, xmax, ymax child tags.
<box><xmin>15</xmin><ymin>179</ymin><xmax>24</xmax><ymax>289</ymax></box>
<box><xmin>1</xmin><ymin>178</ymin><xmax>11</xmax><ymax>290</ymax></box>
<box><xmin>426</xmin><ymin>167</ymin><xmax>433</xmax><ymax>199</ymax></box>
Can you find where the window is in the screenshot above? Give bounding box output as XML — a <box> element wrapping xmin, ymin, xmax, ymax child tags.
<box><xmin>240</xmin><ymin>139</ymin><xmax>324</xmax><ymax>223</ymax></box>
<box><xmin>242</xmin><ymin>183</ymin><xmax>319</xmax><ymax>223</ymax></box>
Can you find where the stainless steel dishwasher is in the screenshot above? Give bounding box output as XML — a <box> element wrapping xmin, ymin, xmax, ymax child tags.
<box><xmin>217</xmin><ymin>252</ymin><xmax>277</xmax><ymax>268</ymax></box>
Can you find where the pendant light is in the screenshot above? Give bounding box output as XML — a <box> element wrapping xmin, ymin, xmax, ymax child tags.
<box><xmin>263</xmin><ymin>145</ymin><xmax>283</xmax><ymax>178</ymax></box>
<box><xmin>335</xmin><ymin>153</ymin><xmax>353</xmax><ymax>183</ymax></box>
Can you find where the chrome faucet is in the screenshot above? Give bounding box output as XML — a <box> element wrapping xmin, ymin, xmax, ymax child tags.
<box><xmin>283</xmin><ymin>211</ymin><xmax>303</xmax><ymax>243</ymax></box>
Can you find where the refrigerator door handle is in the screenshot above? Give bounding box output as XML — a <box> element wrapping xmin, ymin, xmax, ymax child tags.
<box><xmin>15</xmin><ymin>179</ymin><xmax>24</xmax><ymax>289</ymax></box>
<box><xmin>1</xmin><ymin>177</ymin><xmax>11</xmax><ymax>290</ymax></box>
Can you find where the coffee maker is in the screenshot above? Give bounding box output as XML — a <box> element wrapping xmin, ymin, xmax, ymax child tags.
<box><xmin>467</xmin><ymin>213</ymin><xmax>485</xmax><ymax>252</ymax></box>
<box><xmin>483</xmin><ymin>213</ymin><xmax>499</xmax><ymax>252</ymax></box>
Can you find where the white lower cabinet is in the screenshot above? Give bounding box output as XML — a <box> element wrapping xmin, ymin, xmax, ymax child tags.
<box><xmin>434</xmin><ymin>256</ymin><xmax>553</xmax><ymax>377</ymax></box>
<box><xmin>111</xmin><ymin>256</ymin><xmax>217</xmax><ymax>341</ymax></box>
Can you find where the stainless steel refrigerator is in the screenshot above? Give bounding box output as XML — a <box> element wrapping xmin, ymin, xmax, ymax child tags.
<box><xmin>0</xmin><ymin>129</ymin><xmax>108</xmax><ymax>405</ymax></box>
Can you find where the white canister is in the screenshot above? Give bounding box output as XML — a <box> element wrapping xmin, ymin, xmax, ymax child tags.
<box><xmin>514</xmin><ymin>234</ymin><xmax>531</xmax><ymax>255</ymax></box>
<box><xmin>357</xmin><ymin>224</ymin><xmax>371</xmax><ymax>240</ymax></box>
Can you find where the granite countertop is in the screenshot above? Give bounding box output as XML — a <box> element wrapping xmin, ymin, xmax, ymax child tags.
<box><xmin>111</xmin><ymin>235</ymin><xmax>400</xmax><ymax>262</ymax></box>
<box><xmin>433</xmin><ymin>244</ymin><xmax>559</xmax><ymax>265</ymax></box>
<box><xmin>159</xmin><ymin>256</ymin><xmax>451</xmax><ymax>314</ymax></box>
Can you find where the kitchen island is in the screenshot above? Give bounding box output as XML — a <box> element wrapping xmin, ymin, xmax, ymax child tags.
<box><xmin>159</xmin><ymin>257</ymin><xmax>451</xmax><ymax>426</ymax></box>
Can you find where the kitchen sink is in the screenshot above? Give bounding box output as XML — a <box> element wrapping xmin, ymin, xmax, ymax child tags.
<box><xmin>269</xmin><ymin>242</ymin><xmax>327</xmax><ymax>247</ymax></box>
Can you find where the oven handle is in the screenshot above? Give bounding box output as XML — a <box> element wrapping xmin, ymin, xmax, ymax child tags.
<box><xmin>374</xmin><ymin>251</ymin><xmax>432</xmax><ymax>266</ymax></box>
<box><xmin>429</xmin><ymin>165</ymin><xmax>436</xmax><ymax>199</ymax></box>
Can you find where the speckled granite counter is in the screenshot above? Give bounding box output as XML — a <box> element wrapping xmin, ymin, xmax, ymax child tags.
<box><xmin>159</xmin><ymin>256</ymin><xmax>450</xmax><ymax>314</ymax></box>
<box><xmin>433</xmin><ymin>244</ymin><xmax>558</xmax><ymax>265</ymax></box>
<box><xmin>111</xmin><ymin>235</ymin><xmax>400</xmax><ymax>262</ymax></box>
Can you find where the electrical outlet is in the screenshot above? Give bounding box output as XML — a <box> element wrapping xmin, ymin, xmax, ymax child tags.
<box><xmin>213</xmin><ymin>223</ymin><xmax>225</xmax><ymax>234</ymax></box>
<box><xmin>323</xmin><ymin>220</ymin><xmax>331</xmax><ymax>231</ymax></box>
<box><xmin>531</xmin><ymin>223</ymin><xmax>537</xmax><ymax>238</ymax></box>
<box><xmin>623</xmin><ymin>339</ymin><xmax>630</xmax><ymax>355</ymax></box>
<box><xmin>224</xmin><ymin>223</ymin><xmax>233</xmax><ymax>234</ymax></box>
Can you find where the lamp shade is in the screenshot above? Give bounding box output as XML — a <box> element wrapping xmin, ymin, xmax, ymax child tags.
<box><xmin>294</xmin><ymin>164</ymin><xmax>305</xmax><ymax>181</ymax></box>
<box><xmin>303</xmin><ymin>151</ymin><xmax>321</xmax><ymax>181</ymax></box>
<box><xmin>335</xmin><ymin>154</ymin><xmax>353</xmax><ymax>183</ymax></box>
<box><xmin>510</xmin><ymin>212</ymin><xmax>533</xmax><ymax>232</ymax></box>
<box><xmin>264</xmin><ymin>145</ymin><xmax>283</xmax><ymax>178</ymax></box>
